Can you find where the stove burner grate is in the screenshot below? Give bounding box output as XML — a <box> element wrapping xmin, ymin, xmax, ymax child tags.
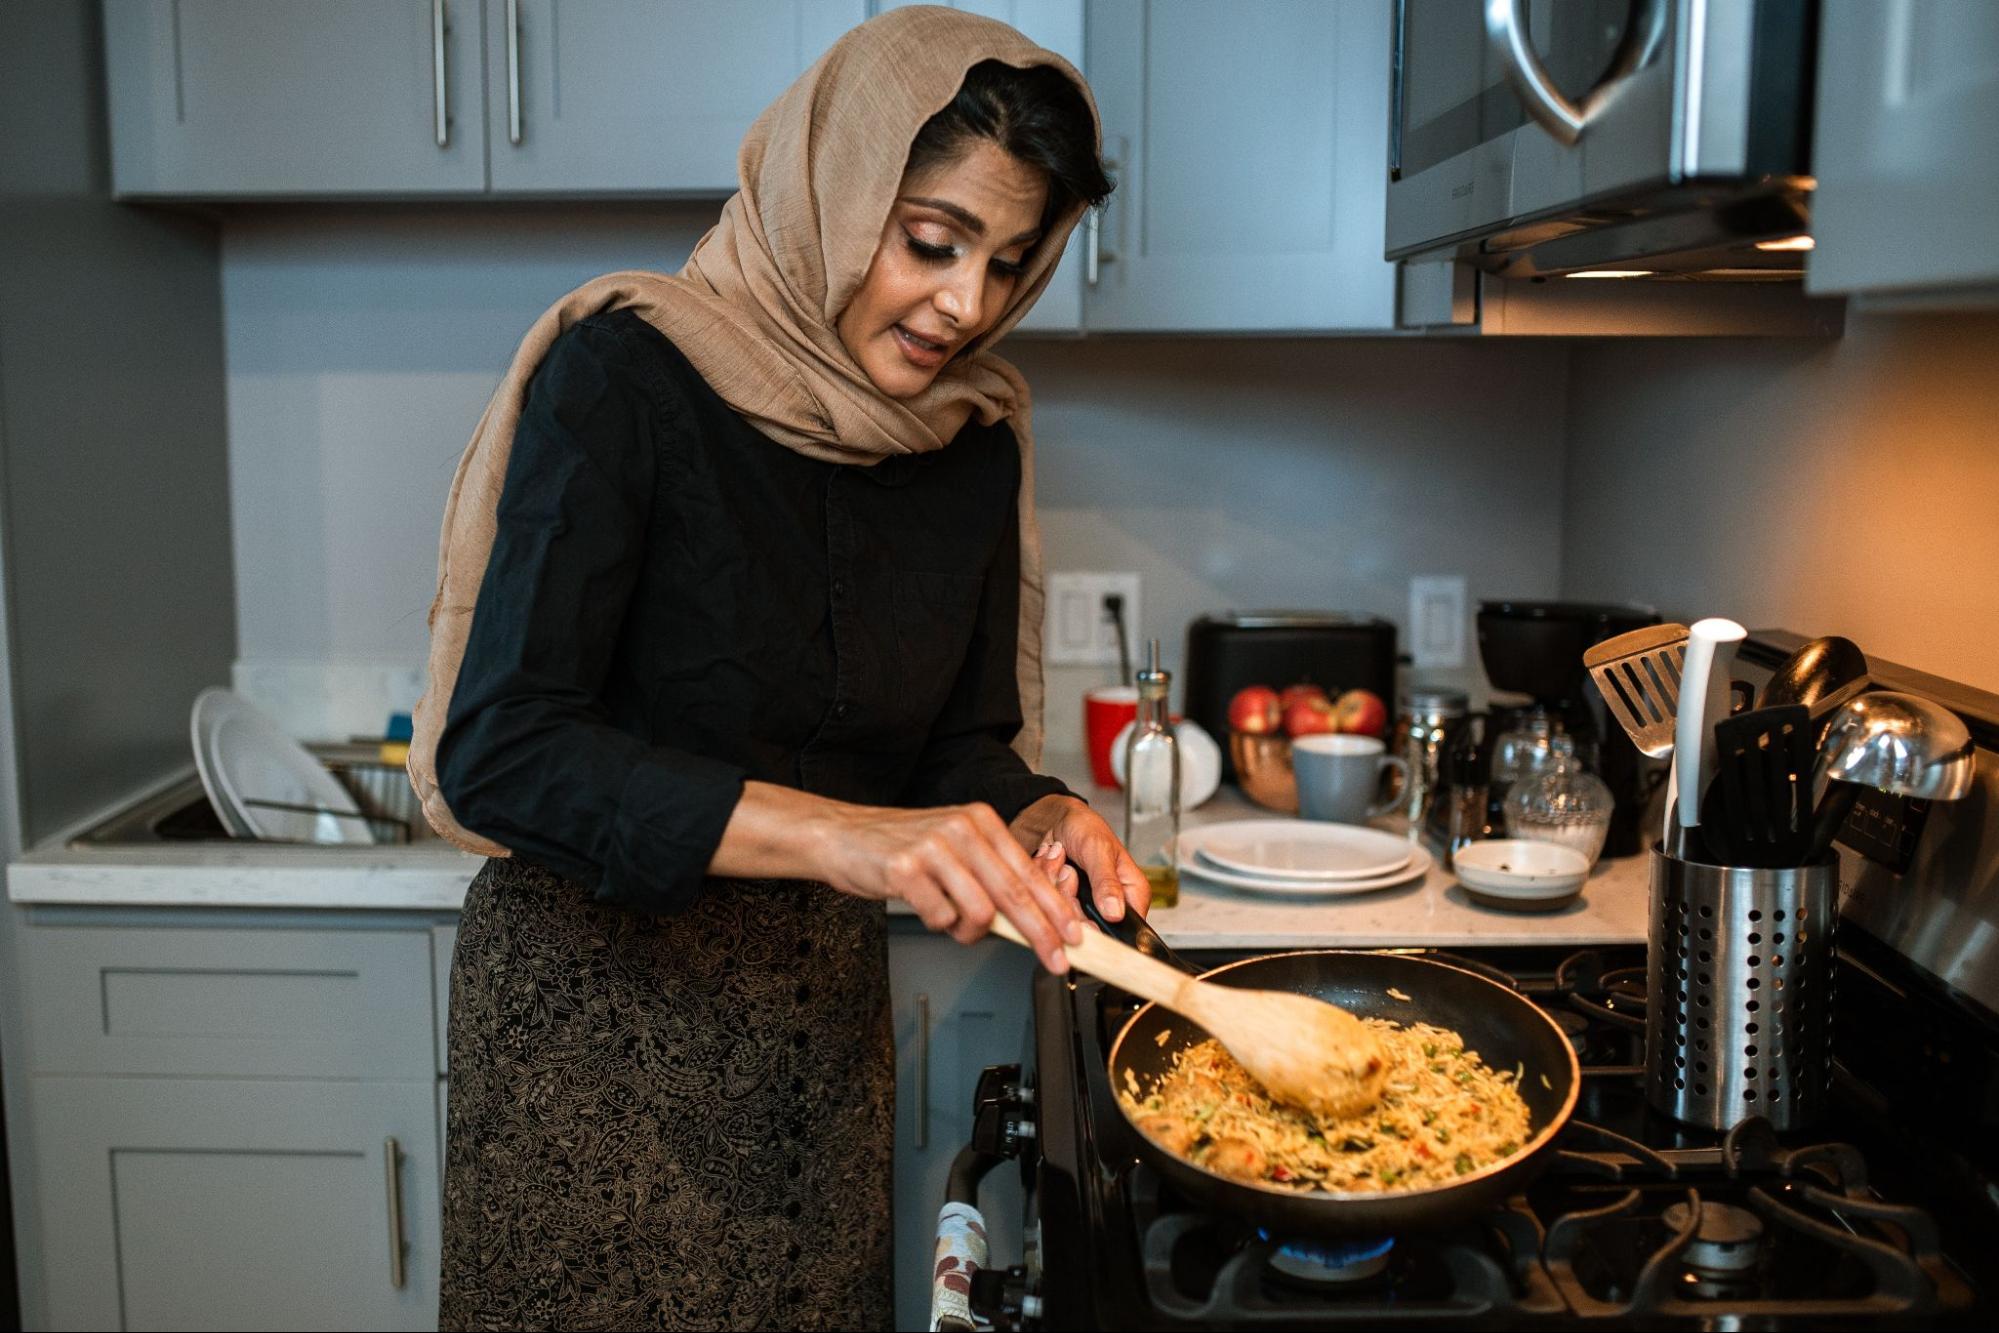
<box><xmin>1540</xmin><ymin>1117</ymin><xmax>1974</xmax><ymax>1319</ymax></box>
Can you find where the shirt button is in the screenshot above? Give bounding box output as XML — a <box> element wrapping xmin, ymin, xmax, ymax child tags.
<box><xmin>833</xmin><ymin>702</ymin><xmax>853</xmax><ymax>720</ymax></box>
<box><xmin>831</xmin><ymin>579</ymin><xmax>848</xmax><ymax>598</ymax></box>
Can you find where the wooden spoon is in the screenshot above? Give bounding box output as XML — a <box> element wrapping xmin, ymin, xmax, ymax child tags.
<box><xmin>990</xmin><ymin>918</ymin><xmax>1387</xmax><ymax>1120</ymax></box>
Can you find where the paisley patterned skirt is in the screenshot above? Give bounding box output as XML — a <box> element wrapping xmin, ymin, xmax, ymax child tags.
<box><xmin>438</xmin><ymin>857</ymin><xmax>894</xmax><ymax>1331</ymax></box>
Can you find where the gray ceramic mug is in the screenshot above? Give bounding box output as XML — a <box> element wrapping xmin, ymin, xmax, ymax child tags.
<box><xmin>1292</xmin><ymin>735</ymin><xmax>1409</xmax><ymax>824</ymax></box>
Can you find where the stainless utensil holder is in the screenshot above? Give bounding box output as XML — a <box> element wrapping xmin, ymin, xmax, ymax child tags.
<box><xmin>1645</xmin><ymin>849</ymin><xmax>1838</xmax><ymax>1131</ymax></box>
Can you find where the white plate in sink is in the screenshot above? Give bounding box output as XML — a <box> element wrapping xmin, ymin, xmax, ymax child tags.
<box><xmin>191</xmin><ymin>688</ymin><xmax>373</xmax><ymax>845</ymax></box>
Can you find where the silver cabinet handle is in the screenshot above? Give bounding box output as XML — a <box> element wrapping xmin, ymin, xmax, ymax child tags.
<box><xmin>1483</xmin><ymin>0</ymin><xmax>1667</xmax><ymax>146</ymax></box>
<box><xmin>383</xmin><ymin>1136</ymin><xmax>408</xmax><ymax>1289</ymax></box>
<box><xmin>506</xmin><ymin>0</ymin><xmax>522</xmax><ymax>145</ymax></box>
<box><xmin>914</xmin><ymin>993</ymin><xmax>932</xmax><ymax>1150</ymax></box>
<box><xmin>431</xmin><ymin>0</ymin><xmax>449</xmax><ymax>148</ymax></box>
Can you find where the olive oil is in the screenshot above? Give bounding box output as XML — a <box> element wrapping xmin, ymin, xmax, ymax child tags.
<box><xmin>1123</xmin><ymin>640</ymin><xmax>1181</xmax><ymax>911</ymax></box>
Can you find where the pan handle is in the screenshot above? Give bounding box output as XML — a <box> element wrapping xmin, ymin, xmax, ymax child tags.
<box><xmin>1073</xmin><ymin>868</ymin><xmax>1202</xmax><ymax>977</ymax></box>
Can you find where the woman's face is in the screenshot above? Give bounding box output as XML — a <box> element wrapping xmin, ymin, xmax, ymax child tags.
<box><xmin>837</xmin><ymin>138</ymin><xmax>1051</xmax><ymax>399</ymax></box>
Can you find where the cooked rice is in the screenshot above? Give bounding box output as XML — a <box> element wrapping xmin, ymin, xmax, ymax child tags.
<box><xmin>1118</xmin><ymin>1018</ymin><xmax>1532</xmax><ymax>1193</ymax></box>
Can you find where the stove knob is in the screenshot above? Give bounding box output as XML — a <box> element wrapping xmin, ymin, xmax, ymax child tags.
<box><xmin>969</xmin><ymin>1265</ymin><xmax>1039</xmax><ymax>1329</ymax></box>
<box><xmin>972</xmin><ymin>1097</ymin><xmax>1038</xmax><ymax>1159</ymax></box>
<box><xmin>973</xmin><ymin>1063</ymin><xmax>1022</xmax><ymax>1111</ymax></box>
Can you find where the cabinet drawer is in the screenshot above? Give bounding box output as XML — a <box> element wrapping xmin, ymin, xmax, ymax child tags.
<box><xmin>20</xmin><ymin>924</ymin><xmax>434</xmax><ymax>1079</ymax></box>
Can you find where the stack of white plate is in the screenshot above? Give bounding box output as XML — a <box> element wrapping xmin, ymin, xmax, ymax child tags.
<box><xmin>1176</xmin><ymin>819</ymin><xmax>1430</xmax><ymax>896</ymax></box>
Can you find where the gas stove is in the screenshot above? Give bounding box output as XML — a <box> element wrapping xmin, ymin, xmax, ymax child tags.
<box><xmin>955</xmin><ymin>938</ymin><xmax>1992</xmax><ymax>1330</ymax></box>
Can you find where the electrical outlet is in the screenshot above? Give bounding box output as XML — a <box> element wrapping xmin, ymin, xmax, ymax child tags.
<box><xmin>1409</xmin><ymin>575</ymin><xmax>1467</xmax><ymax>669</ymax></box>
<box><xmin>1045</xmin><ymin>572</ymin><xmax>1141</xmax><ymax>668</ymax></box>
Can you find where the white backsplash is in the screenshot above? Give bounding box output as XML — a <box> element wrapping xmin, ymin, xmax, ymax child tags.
<box><xmin>232</xmin><ymin>659</ymin><xmax>426</xmax><ymax>742</ymax></box>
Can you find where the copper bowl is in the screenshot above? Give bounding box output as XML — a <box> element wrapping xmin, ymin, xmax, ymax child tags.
<box><xmin>1229</xmin><ymin>731</ymin><xmax>1298</xmax><ymax>813</ymax></box>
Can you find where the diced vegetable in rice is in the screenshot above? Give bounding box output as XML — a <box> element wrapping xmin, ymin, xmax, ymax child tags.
<box><xmin>1118</xmin><ymin>1017</ymin><xmax>1532</xmax><ymax>1195</ymax></box>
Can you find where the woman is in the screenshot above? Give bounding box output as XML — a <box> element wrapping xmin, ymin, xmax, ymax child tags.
<box><xmin>411</xmin><ymin>9</ymin><xmax>1147</xmax><ymax>1329</ymax></box>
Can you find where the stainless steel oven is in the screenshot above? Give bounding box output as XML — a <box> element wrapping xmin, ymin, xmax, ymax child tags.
<box><xmin>1386</xmin><ymin>0</ymin><xmax>1817</xmax><ymax>279</ymax></box>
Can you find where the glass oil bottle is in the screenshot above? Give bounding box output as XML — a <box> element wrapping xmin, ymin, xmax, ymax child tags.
<box><xmin>1122</xmin><ymin>639</ymin><xmax>1181</xmax><ymax>907</ymax></box>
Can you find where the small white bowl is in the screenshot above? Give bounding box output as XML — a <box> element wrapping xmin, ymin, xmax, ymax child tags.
<box><xmin>1453</xmin><ymin>839</ymin><xmax>1590</xmax><ymax>912</ymax></box>
<box><xmin>1110</xmin><ymin>718</ymin><xmax>1223</xmax><ymax>808</ymax></box>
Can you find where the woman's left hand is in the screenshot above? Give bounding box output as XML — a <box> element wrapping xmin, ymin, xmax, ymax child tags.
<box><xmin>1009</xmin><ymin>795</ymin><xmax>1151</xmax><ymax>922</ymax></box>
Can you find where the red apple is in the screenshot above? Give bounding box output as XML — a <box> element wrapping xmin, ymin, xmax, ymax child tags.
<box><xmin>1227</xmin><ymin>684</ymin><xmax>1282</xmax><ymax>734</ymax></box>
<box><xmin>1278</xmin><ymin>682</ymin><xmax>1331</xmax><ymax>712</ymax></box>
<box><xmin>1282</xmin><ymin>696</ymin><xmax>1341</xmax><ymax>737</ymax></box>
<box><xmin>1333</xmin><ymin>688</ymin><xmax>1389</xmax><ymax>737</ymax></box>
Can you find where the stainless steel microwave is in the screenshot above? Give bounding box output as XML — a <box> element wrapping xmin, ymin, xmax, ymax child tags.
<box><xmin>1385</xmin><ymin>0</ymin><xmax>1817</xmax><ymax>279</ymax></box>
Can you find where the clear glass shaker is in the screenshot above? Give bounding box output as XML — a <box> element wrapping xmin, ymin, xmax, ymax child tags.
<box><xmin>1504</xmin><ymin>735</ymin><xmax>1616</xmax><ymax>867</ymax></box>
<box><xmin>1123</xmin><ymin>639</ymin><xmax>1180</xmax><ymax>908</ymax></box>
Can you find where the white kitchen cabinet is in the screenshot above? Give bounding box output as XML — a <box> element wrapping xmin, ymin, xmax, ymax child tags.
<box><xmin>1080</xmin><ymin>0</ymin><xmax>1398</xmax><ymax>331</ymax></box>
<box><xmin>102</xmin><ymin>0</ymin><xmax>488</xmax><ymax>197</ymax></box>
<box><xmin>888</xmin><ymin>924</ymin><xmax>1036</xmax><ymax>1333</ymax></box>
<box><xmin>1807</xmin><ymin>0</ymin><xmax>1999</xmax><ymax>303</ymax></box>
<box><xmin>30</xmin><ymin>1076</ymin><xmax>441</xmax><ymax>1332</ymax></box>
<box><xmin>482</xmin><ymin>0</ymin><xmax>866</xmax><ymax>194</ymax></box>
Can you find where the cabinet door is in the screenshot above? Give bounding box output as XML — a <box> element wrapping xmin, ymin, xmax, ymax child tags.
<box><xmin>484</xmin><ymin>0</ymin><xmax>866</xmax><ymax>193</ymax></box>
<box><xmin>887</xmin><ymin>928</ymin><xmax>1036</xmax><ymax>1333</ymax></box>
<box><xmin>1808</xmin><ymin>0</ymin><xmax>1999</xmax><ymax>300</ymax></box>
<box><xmin>1082</xmin><ymin>0</ymin><xmax>1397</xmax><ymax>331</ymax></box>
<box><xmin>32</xmin><ymin>1076</ymin><xmax>440</xmax><ymax>1331</ymax></box>
<box><xmin>880</xmin><ymin>0</ymin><xmax>1088</xmax><ymax>333</ymax></box>
<box><xmin>103</xmin><ymin>0</ymin><xmax>487</xmax><ymax>197</ymax></box>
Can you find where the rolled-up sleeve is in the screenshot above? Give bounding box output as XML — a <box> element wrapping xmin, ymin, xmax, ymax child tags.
<box><xmin>898</xmin><ymin>457</ymin><xmax>1075</xmax><ymax>824</ymax></box>
<box><xmin>436</xmin><ymin>319</ymin><xmax>745</xmax><ymax>912</ymax></box>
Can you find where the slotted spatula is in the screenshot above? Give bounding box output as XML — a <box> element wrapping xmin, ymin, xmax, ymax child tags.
<box><xmin>1702</xmin><ymin>704</ymin><xmax>1816</xmax><ymax>867</ymax></box>
<box><xmin>1584</xmin><ymin>623</ymin><xmax>1689</xmax><ymax>758</ymax></box>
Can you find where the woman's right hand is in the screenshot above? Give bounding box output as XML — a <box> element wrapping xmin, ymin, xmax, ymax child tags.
<box><xmin>816</xmin><ymin>801</ymin><xmax>1084</xmax><ymax>973</ymax></box>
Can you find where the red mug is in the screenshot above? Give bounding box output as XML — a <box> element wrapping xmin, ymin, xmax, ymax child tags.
<box><xmin>1084</xmin><ymin>686</ymin><xmax>1139</xmax><ymax>788</ymax></box>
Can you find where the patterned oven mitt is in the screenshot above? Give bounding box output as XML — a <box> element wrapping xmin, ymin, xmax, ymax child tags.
<box><xmin>930</xmin><ymin>1200</ymin><xmax>990</xmax><ymax>1331</ymax></box>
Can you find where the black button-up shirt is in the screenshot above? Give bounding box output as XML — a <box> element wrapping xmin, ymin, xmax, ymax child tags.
<box><xmin>436</xmin><ymin>310</ymin><xmax>1071</xmax><ymax>912</ymax></box>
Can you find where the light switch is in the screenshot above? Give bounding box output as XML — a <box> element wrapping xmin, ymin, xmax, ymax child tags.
<box><xmin>1409</xmin><ymin>575</ymin><xmax>1467</xmax><ymax>669</ymax></box>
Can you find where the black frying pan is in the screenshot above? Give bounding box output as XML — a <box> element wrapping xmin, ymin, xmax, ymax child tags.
<box><xmin>1080</xmin><ymin>887</ymin><xmax>1579</xmax><ymax>1235</ymax></box>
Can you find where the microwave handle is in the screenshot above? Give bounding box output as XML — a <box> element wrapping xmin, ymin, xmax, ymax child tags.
<box><xmin>1484</xmin><ymin>0</ymin><xmax>1669</xmax><ymax>146</ymax></box>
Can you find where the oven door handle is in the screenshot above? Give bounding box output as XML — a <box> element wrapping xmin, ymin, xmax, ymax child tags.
<box><xmin>1485</xmin><ymin>0</ymin><xmax>1669</xmax><ymax>146</ymax></box>
<box><xmin>931</xmin><ymin>1145</ymin><xmax>1003</xmax><ymax>1332</ymax></box>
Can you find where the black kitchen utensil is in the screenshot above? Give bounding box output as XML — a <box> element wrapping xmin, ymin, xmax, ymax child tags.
<box><xmin>1074</xmin><ymin>881</ymin><xmax>1580</xmax><ymax>1236</ymax></box>
<box><xmin>1761</xmin><ymin>635</ymin><xmax>1870</xmax><ymax>715</ymax></box>
<box><xmin>1809</xmin><ymin>780</ymin><xmax>1864</xmax><ymax>861</ymax></box>
<box><xmin>1705</xmin><ymin>705</ymin><xmax>1816</xmax><ymax>868</ymax></box>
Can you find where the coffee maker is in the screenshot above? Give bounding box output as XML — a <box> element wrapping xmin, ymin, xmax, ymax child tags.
<box><xmin>1472</xmin><ymin>600</ymin><xmax>1662</xmax><ymax>860</ymax></box>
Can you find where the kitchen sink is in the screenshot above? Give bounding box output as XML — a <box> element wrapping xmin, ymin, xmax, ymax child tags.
<box><xmin>72</xmin><ymin>743</ymin><xmax>436</xmax><ymax>847</ymax></box>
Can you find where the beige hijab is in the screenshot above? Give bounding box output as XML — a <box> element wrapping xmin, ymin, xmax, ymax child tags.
<box><xmin>410</xmin><ymin>6</ymin><xmax>1095</xmax><ymax>855</ymax></box>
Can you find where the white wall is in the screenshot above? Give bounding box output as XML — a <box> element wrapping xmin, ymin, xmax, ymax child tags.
<box><xmin>221</xmin><ymin>207</ymin><xmax>717</xmax><ymax>734</ymax></box>
<box><xmin>1007</xmin><ymin>336</ymin><xmax>1570</xmax><ymax>749</ymax></box>
<box><xmin>221</xmin><ymin>209</ymin><xmax>1572</xmax><ymax>743</ymax></box>
<box><xmin>1561</xmin><ymin>310</ymin><xmax>1999</xmax><ymax>693</ymax></box>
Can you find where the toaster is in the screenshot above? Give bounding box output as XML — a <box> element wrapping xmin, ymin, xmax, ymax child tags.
<box><xmin>1182</xmin><ymin>611</ymin><xmax>1399</xmax><ymax>779</ymax></box>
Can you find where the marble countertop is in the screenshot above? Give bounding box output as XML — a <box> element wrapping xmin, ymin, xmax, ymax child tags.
<box><xmin>6</xmin><ymin>754</ymin><xmax>1649</xmax><ymax>947</ymax></box>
